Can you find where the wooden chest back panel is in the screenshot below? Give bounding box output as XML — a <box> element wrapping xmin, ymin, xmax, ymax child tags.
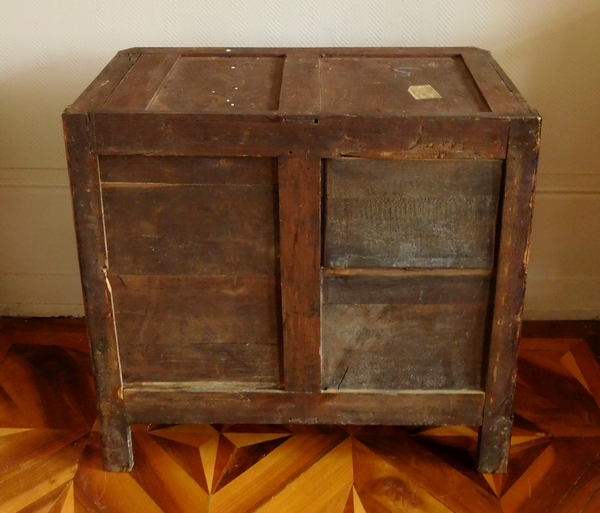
<box><xmin>321</xmin><ymin>272</ymin><xmax>491</xmax><ymax>390</ymax></box>
<box><xmin>324</xmin><ymin>159</ymin><xmax>503</xmax><ymax>269</ymax></box>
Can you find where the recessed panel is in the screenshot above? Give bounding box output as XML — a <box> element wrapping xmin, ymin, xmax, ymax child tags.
<box><xmin>148</xmin><ymin>56</ymin><xmax>284</xmax><ymax>112</ymax></box>
<box><xmin>325</xmin><ymin>159</ymin><xmax>503</xmax><ymax>269</ymax></box>
<box><xmin>320</xmin><ymin>56</ymin><xmax>490</xmax><ymax>115</ymax></box>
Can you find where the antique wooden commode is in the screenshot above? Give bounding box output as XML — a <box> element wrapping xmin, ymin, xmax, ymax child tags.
<box><xmin>63</xmin><ymin>47</ymin><xmax>540</xmax><ymax>473</ymax></box>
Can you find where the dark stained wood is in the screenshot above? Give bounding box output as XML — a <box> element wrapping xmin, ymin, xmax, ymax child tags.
<box><xmin>321</xmin><ymin>273</ymin><xmax>491</xmax><ymax>390</ymax></box>
<box><xmin>102</xmin><ymin>181</ymin><xmax>278</xmax><ymax>276</ymax></box>
<box><xmin>325</xmin><ymin>158</ymin><xmax>502</xmax><ymax>268</ymax></box>
<box><xmin>147</xmin><ymin>56</ymin><xmax>285</xmax><ymax>112</ymax></box>
<box><xmin>477</xmin><ymin>116</ymin><xmax>542</xmax><ymax>473</ymax></box>
<box><xmin>67</xmin><ymin>52</ymin><xmax>140</xmax><ymax>113</ymax></box>
<box><xmin>323</xmin><ymin>270</ymin><xmax>492</xmax><ymax>305</ymax></box>
<box><xmin>62</xmin><ymin>113</ymin><xmax>132</xmax><ymax>471</ymax></box>
<box><xmin>121</xmin><ymin>46</ymin><xmax>486</xmax><ymax>57</ymax></box>
<box><xmin>460</xmin><ymin>50</ymin><xmax>530</xmax><ymax>115</ymax></box>
<box><xmin>110</xmin><ymin>275</ymin><xmax>282</xmax><ymax>385</ymax></box>
<box><xmin>99</xmin><ymin>155</ymin><xmax>277</xmax><ymax>185</ymax></box>
<box><xmin>93</xmin><ymin>114</ymin><xmax>509</xmax><ymax>159</ymax></box>
<box><xmin>101</xmin><ymin>53</ymin><xmax>180</xmax><ymax>111</ymax></box>
<box><xmin>278</xmin><ymin>157</ymin><xmax>322</xmax><ymax>392</ymax></box>
<box><xmin>124</xmin><ymin>388</ymin><xmax>485</xmax><ymax>426</ymax></box>
<box><xmin>65</xmin><ymin>47</ymin><xmax>539</xmax><ymax>474</ymax></box>
<box><xmin>278</xmin><ymin>56</ymin><xmax>321</xmax><ymax>115</ymax></box>
<box><xmin>320</xmin><ymin>56</ymin><xmax>489</xmax><ymax>115</ymax></box>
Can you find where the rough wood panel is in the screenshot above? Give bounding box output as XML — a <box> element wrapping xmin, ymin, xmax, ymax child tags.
<box><xmin>62</xmin><ymin>113</ymin><xmax>132</xmax><ymax>471</ymax></box>
<box><xmin>278</xmin><ymin>157</ymin><xmax>322</xmax><ymax>392</ymax></box>
<box><xmin>124</xmin><ymin>388</ymin><xmax>485</xmax><ymax>426</ymax></box>
<box><xmin>477</xmin><ymin>116</ymin><xmax>542</xmax><ymax>473</ymax></box>
<box><xmin>102</xmin><ymin>53</ymin><xmax>180</xmax><ymax>111</ymax></box>
<box><xmin>67</xmin><ymin>52</ymin><xmax>140</xmax><ymax>113</ymax></box>
<box><xmin>147</xmin><ymin>56</ymin><xmax>285</xmax><ymax>112</ymax></box>
<box><xmin>93</xmin><ymin>114</ymin><xmax>509</xmax><ymax>159</ymax></box>
<box><xmin>460</xmin><ymin>50</ymin><xmax>529</xmax><ymax>115</ymax></box>
<box><xmin>323</xmin><ymin>270</ymin><xmax>493</xmax><ymax>305</ymax></box>
<box><xmin>321</xmin><ymin>297</ymin><xmax>491</xmax><ymax>391</ymax></box>
<box><xmin>325</xmin><ymin>159</ymin><xmax>503</xmax><ymax>268</ymax></box>
<box><xmin>99</xmin><ymin>156</ymin><xmax>277</xmax><ymax>185</ymax></box>
<box><xmin>110</xmin><ymin>275</ymin><xmax>282</xmax><ymax>385</ymax></box>
<box><xmin>102</xmin><ymin>182</ymin><xmax>279</xmax><ymax>276</ymax></box>
<box><xmin>278</xmin><ymin>57</ymin><xmax>321</xmax><ymax>115</ymax></box>
<box><xmin>320</xmin><ymin>56</ymin><xmax>489</xmax><ymax>115</ymax></box>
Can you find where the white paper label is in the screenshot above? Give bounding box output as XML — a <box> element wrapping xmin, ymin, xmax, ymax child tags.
<box><xmin>408</xmin><ymin>85</ymin><xmax>442</xmax><ymax>100</ymax></box>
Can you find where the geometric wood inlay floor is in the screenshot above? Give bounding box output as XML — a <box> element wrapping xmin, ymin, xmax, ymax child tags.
<box><xmin>1</xmin><ymin>318</ymin><xmax>600</xmax><ymax>512</ymax></box>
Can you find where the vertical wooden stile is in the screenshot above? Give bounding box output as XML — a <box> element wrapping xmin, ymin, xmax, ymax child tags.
<box><xmin>477</xmin><ymin>116</ymin><xmax>541</xmax><ymax>473</ymax></box>
<box><xmin>278</xmin><ymin>157</ymin><xmax>323</xmax><ymax>392</ymax></box>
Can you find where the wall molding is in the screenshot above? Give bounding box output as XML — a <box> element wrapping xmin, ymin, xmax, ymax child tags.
<box><xmin>0</xmin><ymin>168</ymin><xmax>69</xmax><ymax>188</ymax></box>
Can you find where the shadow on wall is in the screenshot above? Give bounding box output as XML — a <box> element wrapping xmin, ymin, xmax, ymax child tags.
<box><xmin>497</xmin><ymin>5</ymin><xmax>600</xmax><ymax>175</ymax></box>
<box><xmin>502</xmin><ymin>6</ymin><xmax>600</xmax><ymax>318</ymax></box>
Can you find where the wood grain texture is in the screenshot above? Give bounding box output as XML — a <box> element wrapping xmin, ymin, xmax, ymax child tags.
<box><xmin>102</xmin><ymin>181</ymin><xmax>279</xmax><ymax>276</ymax></box>
<box><xmin>110</xmin><ymin>275</ymin><xmax>282</xmax><ymax>385</ymax></box>
<box><xmin>460</xmin><ymin>50</ymin><xmax>529</xmax><ymax>115</ymax></box>
<box><xmin>62</xmin><ymin>113</ymin><xmax>132</xmax><ymax>472</ymax></box>
<box><xmin>477</xmin><ymin>116</ymin><xmax>542</xmax><ymax>473</ymax></box>
<box><xmin>322</xmin><ymin>273</ymin><xmax>492</xmax><ymax>391</ymax></box>
<box><xmin>99</xmin><ymin>155</ymin><xmax>278</xmax><ymax>185</ymax></box>
<box><xmin>124</xmin><ymin>388</ymin><xmax>485</xmax><ymax>426</ymax></box>
<box><xmin>93</xmin><ymin>114</ymin><xmax>509</xmax><ymax>159</ymax></box>
<box><xmin>319</xmin><ymin>56</ymin><xmax>489</xmax><ymax>115</ymax></box>
<box><xmin>147</xmin><ymin>56</ymin><xmax>285</xmax><ymax>112</ymax></box>
<box><xmin>66</xmin><ymin>52</ymin><xmax>139</xmax><ymax>113</ymax></box>
<box><xmin>102</xmin><ymin>53</ymin><xmax>180</xmax><ymax>111</ymax></box>
<box><xmin>325</xmin><ymin>158</ymin><xmax>502</xmax><ymax>268</ymax></box>
<box><xmin>278</xmin><ymin>157</ymin><xmax>322</xmax><ymax>392</ymax></box>
<box><xmin>278</xmin><ymin>56</ymin><xmax>321</xmax><ymax>115</ymax></box>
<box><xmin>3</xmin><ymin>318</ymin><xmax>600</xmax><ymax>511</ymax></box>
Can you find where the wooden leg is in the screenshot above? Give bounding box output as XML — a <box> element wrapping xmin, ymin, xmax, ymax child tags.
<box><xmin>476</xmin><ymin>117</ymin><xmax>541</xmax><ymax>474</ymax></box>
<box><xmin>64</xmin><ymin>113</ymin><xmax>133</xmax><ymax>472</ymax></box>
<box><xmin>100</xmin><ymin>416</ymin><xmax>133</xmax><ymax>472</ymax></box>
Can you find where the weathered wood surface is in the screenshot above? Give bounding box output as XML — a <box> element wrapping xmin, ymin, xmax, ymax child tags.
<box><xmin>63</xmin><ymin>113</ymin><xmax>132</xmax><ymax>471</ymax></box>
<box><xmin>99</xmin><ymin>155</ymin><xmax>277</xmax><ymax>184</ymax></box>
<box><xmin>93</xmin><ymin>114</ymin><xmax>509</xmax><ymax>159</ymax></box>
<box><xmin>320</xmin><ymin>56</ymin><xmax>489</xmax><ymax>115</ymax></box>
<box><xmin>102</xmin><ymin>53</ymin><xmax>180</xmax><ymax>111</ymax></box>
<box><xmin>110</xmin><ymin>275</ymin><xmax>282</xmax><ymax>385</ymax></box>
<box><xmin>278</xmin><ymin>158</ymin><xmax>322</xmax><ymax>392</ymax></box>
<box><xmin>322</xmin><ymin>273</ymin><xmax>492</xmax><ymax>390</ymax></box>
<box><xmin>325</xmin><ymin>158</ymin><xmax>502</xmax><ymax>268</ymax></box>
<box><xmin>124</xmin><ymin>388</ymin><xmax>485</xmax><ymax>426</ymax></box>
<box><xmin>477</xmin><ymin>116</ymin><xmax>542</xmax><ymax>473</ymax></box>
<box><xmin>102</xmin><ymin>182</ymin><xmax>279</xmax><ymax>276</ymax></box>
<box><xmin>147</xmin><ymin>56</ymin><xmax>285</xmax><ymax>112</ymax></box>
<box><xmin>67</xmin><ymin>52</ymin><xmax>139</xmax><ymax>113</ymax></box>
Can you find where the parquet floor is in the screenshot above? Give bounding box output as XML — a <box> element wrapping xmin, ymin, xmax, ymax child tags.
<box><xmin>1</xmin><ymin>319</ymin><xmax>600</xmax><ymax>513</ymax></box>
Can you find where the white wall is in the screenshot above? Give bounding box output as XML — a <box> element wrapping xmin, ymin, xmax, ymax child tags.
<box><xmin>0</xmin><ymin>0</ymin><xmax>599</xmax><ymax>319</ymax></box>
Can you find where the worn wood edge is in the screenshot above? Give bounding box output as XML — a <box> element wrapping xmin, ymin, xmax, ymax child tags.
<box><xmin>63</xmin><ymin>112</ymin><xmax>133</xmax><ymax>472</ymax></box>
<box><xmin>119</xmin><ymin>46</ymin><xmax>488</xmax><ymax>57</ymax></box>
<box><xmin>477</xmin><ymin>115</ymin><xmax>541</xmax><ymax>474</ymax></box>
<box><xmin>323</xmin><ymin>268</ymin><xmax>493</xmax><ymax>278</ymax></box>
<box><xmin>123</xmin><ymin>388</ymin><xmax>485</xmax><ymax>426</ymax></box>
<box><xmin>66</xmin><ymin>53</ymin><xmax>140</xmax><ymax>114</ymax></box>
<box><xmin>460</xmin><ymin>50</ymin><xmax>530</xmax><ymax>115</ymax></box>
